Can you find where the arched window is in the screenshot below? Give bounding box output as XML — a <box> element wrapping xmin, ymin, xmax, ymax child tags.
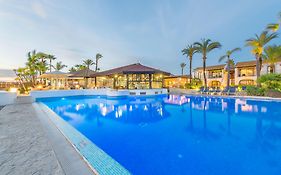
<box><xmin>209</xmin><ymin>81</ymin><xmax>221</xmax><ymax>87</ymax></box>
<box><xmin>239</xmin><ymin>79</ymin><xmax>254</xmax><ymax>85</ymax></box>
<box><xmin>267</xmin><ymin>65</ymin><xmax>274</xmax><ymax>74</ymax></box>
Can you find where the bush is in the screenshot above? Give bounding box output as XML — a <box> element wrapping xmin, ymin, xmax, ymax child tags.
<box><xmin>257</xmin><ymin>74</ymin><xmax>281</xmax><ymax>91</ymax></box>
<box><xmin>245</xmin><ymin>86</ymin><xmax>265</xmax><ymax>96</ymax></box>
<box><xmin>185</xmin><ymin>78</ymin><xmax>202</xmax><ymax>89</ymax></box>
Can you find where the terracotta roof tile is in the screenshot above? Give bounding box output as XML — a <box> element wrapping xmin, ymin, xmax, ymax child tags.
<box><xmin>90</xmin><ymin>63</ymin><xmax>170</xmax><ymax>77</ymax></box>
<box><xmin>235</xmin><ymin>60</ymin><xmax>256</xmax><ymax>68</ymax></box>
<box><xmin>69</xmin><ymin>68</ymin><xmax>96</xmax><ymax>78</ymax></box>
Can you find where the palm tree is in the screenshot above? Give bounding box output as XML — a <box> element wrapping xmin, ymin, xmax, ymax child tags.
<box><xmin>46</xmin><ymin>54</ymin><xmax>56</xmax><ymax>72</ymax></box>
<box><xmin>83</xmin><ymin>59</ymin><xmax>95</xmax><ymax>69</ymax></box>
<box><xmin>194</xmin><ymin>39</ymin><xmax>222</xmax><ymax>89</ymax></box>
<box><xmin>245</xmin><ymin>31</ymin><xmax>278</xmax><ymax>86</ymax></box>
<box><xmin>262</xmin><ymin>45</ymin><xmax>281</xmax><ymax>73</ymax></box>
<box><xmin>26</xmin><ymin>50</ymin><xmax>39</xmax><ymax>86</ymax></box>
<box><xmin>74</xmin><ymin>64</ymin><xmax>87</xmax><ymax>71</ymax></box>
<box><xmin>82</xmin><ymin>59</ymin><xmax>95</xmax><ymax>88</ymax></box>
<box><xmin>53</xmin><ymin>61</ymin><xmax>67</xmax><ymax>71</ymax></box>
<box><xmin>219</xmin><ymin>48</ymin><xmax>241</xmax><ymax>90</ymax></box>
<box><xmin>180</xmin><ymin>63</ymin><xmax>186</xmax><ymax>75</ymax></box>
<box><xmin>182</xmin><ymin>45</ymin><xmax>197</xmax><ymax>83</ymax></box>
<box><xmin>266</xmin><ymin>11</ymin><xmax>281</xmax><ymax>32</ymax></box>
<box><xmin>69</xmin><ymin>67</ymin><xmax>77</xmax><ymax>73</ymax></box>
<box><xmin>95</xmin><ymin>53</ymin><xmax>103</xmax><ymax>72</ymax></box>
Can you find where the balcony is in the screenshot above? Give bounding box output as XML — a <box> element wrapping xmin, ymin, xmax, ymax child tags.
<box><xmin>208</xmin><ymin>75</ymin><xmax>222</xmax><ymax>79</ymax></box>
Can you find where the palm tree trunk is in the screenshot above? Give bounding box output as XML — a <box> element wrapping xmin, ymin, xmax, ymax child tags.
<box><xmin>203</xmin><ymin>58</ymin><xmax>207</xmax><ymax>89</ymax></box>
<box><xmin>227</xmin><ymin>56</ymin><xmax>230</xmax><ymax>91</ymax></box>
<box><xmin>50</xmin><ymin>59</ymin><xmax>52</xmax><ymax>72</ymax></box>
<box><xmin>181</xmin><ymin>68</ymin><xmax>183</xmax><ymax>75</ymax></box>
<box><xmin>95</xmin><ymin>58</ymin><xmax>98</xmax><ymax>72</ymax></box>
<box><xmin>189</xmin><ymin>57</ymin><xmax>192</xmax><ymax>84</ymax></box>
<box><xmin>256</xmin><ymin>54</ymin><xmax>261</xmax><ymax>87</ymax></box>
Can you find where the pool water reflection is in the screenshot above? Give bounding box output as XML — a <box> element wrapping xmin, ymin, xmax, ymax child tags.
<box><xmin>39</xmin><ymin>95</ymin><xmax>281</xmax><ymax>175</ymax></box>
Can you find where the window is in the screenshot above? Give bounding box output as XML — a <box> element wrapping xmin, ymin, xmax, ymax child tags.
<box><xmin>238</xmin><ymin>68</ymin><xmax>255</xmax><ymax>77</ymax></box>
<box><xmin>239</xmin><ymin>80</ymin><xmax>254</xmax><ymax>85</ymax></box>
<box><xmin>267</xmin><ymin>66</ymin><xmax>274</xmax><ymax>74</ymax></box>
<box><xmin>208</xmin><ymin>70</ymin><xmax>222</xmax><ymax>78</ymax></box>
<box><xmin>209</xmin><ymin>81</ymin><xmax>221</xmax><ymax>87</ymax></box>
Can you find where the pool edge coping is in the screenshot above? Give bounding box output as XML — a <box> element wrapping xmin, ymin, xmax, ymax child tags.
<box><xmin>34</xmin><ymin>102</ymin><xmax>131</xmax><ymax>175</ymax></box>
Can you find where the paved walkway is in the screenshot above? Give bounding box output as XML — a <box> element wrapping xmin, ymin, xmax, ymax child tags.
<box><xmin>0</xmin><ymin>104</ymin><xmax>64</xmax><ymax>175</ymax></box>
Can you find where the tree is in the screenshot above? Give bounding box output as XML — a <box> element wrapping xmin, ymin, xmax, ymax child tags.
<box><xmin>74</xmin><ymin>64</ymin><xmax>87</xmax><ymax>71</ymax></box>
<box><xmin>266</xmin><ymin>11</ymin><xmax>281</xmax><ymax>32</ymax></box>
<box><xmin>262</xmin><ymin>45</ymin><xmax>281</xmax><ymax>73</ymax></box>
<box><xmin>95</xmin><ymin>53</ymin><xmax>103</xmax><ymax>72</ymax></box>
<box><xmin>53</xmin><ymin>61</ymin><xmax>67</xmax><ymax>71</ymax></box>
<box><xmin>82</xmin><ymin>59</ymin><xmax>95</xmax><ymax>88</ymax></box>
<box><xmin>69</xmin><ymin>67</ymin><xmax>77</xmax><ymax>73</ymax></box>
<box><xmin>194</xmin><ymin>39</ymin><xmax>222</xmax><ymax>89</ymax></box>
<box><xmin>182</xmin><ymin>45</ymin><xmax>197</xmax><ymax>83</ymax></box>
<box><xmin>219</xmin><ymin>48</ymin><xmax>241</xmax><ymax>90</ymax></box>
<box><xmin>180</xmin><ymin>63</ymin><xmax>186</xmax><ymax>75</ymax></box>
<box><xmin>83</xmin><ymin>59</ymin><xmax>95</xmax><ymax>69</ymax></box>
<box><xmin>245</xmin><ymin>31</ymin><xmax>278</xmax><ymax>86</ymax></box>
<box><xmin>26</xmin><ymin>50</ymin><xmax>39</xmax><ymax>86</ymax></box>
<box><xmin>46</xmin><ymin>54</ymin><xmax>56</xmax><ymax>72</ymax></box>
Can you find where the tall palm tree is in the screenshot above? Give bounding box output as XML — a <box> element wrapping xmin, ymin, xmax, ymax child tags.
<box><xmin>180</xmin><ymin>63</ymin><xmax>186</xmax><ymax>75</ymax></box>
<box><xmin>245</xmin><ymin>31</ymin><xmax>278</xmax><ymax>86</ymax></box>
<box><xmin>266</xmin><ymin>11</ymin><xmax>281</xmax><ymax>32</ymax></box>
<box><xmin>95</xmin><ymin>53</ymin><xmax>103</xmax><ymax>72</ymax></box>
<box><xmin>194</xmin><ymin>39</ymin><xmax>222</xmax><ymax>89</ymax></box>
<box><xmin>182</xmin><ymin>45</ymin><xmax>197</xmax><ymax>83</ymax></box>
<box><xmin>219</xmin><ymin>48</ymin><xmax>241</xmax><ymax>90</ymax></box>
<box><xmin>82</xmin><ymin>59</ymin><xmax>95</xmax><ymax>88</ymax></box>
<box><xmin>53</xmin><ymin>61</ymin><xmax>67</xmax><ymax>71</ymax></box>
<box><xmin>83</xmin><ymin>59</ymin><xmax>95</xmax><ymax>69</ymax></box>
<box><xmin>46</xmin><ymin>54</ymin><xmax>56</xmax><ymax>72</ymax></box>
<box><xmin>262</xmin><ymin>45</ymin><xmax>281</xmax><ymax>73</ymax></box>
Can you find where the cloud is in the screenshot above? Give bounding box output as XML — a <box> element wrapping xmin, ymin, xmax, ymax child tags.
<box><xmin>31</xmin><ymin>1</ymin><xmax>47</xmax><ymax>19</ymax></box>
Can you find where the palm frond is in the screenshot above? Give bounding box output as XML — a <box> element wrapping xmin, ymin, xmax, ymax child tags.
<box><xmin>219</xmin><ymin>55</ymin><xmax>227</xmax><ymax>63</ymax></box>
<box><xmin>229</xmin><ymin>47</ymin><xmax>241</xmax><ymax>55</ymax></box>
<box><xmin>267</xmin><ymin>23</ymin><xmax>279</xmax><ymax>32</ymax></box>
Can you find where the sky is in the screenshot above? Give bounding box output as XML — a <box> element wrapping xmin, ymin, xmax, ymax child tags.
<box><xmin>0</xmin><ymin>0</ymin><xmax>280</xmax><ymax>75</ymax></box>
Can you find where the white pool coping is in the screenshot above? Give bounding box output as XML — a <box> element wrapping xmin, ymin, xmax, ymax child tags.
<box><xmin>30</xmin><ymin>88</ymin><xmax>168</xmax><ymax>99</ymax></box>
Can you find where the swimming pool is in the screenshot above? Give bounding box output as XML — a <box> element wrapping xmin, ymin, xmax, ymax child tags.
<box><xmin>39</xmin><ymin>95</ymin><xmax>281</xmax><ymax>175</ymax></box>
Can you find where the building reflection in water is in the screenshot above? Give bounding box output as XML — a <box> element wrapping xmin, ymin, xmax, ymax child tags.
<box><xmin>45</xmin><ymin>94</ymin><xmax>281</xmax><ymax>153</ymax></box>
<box><xmin>183</xmin><ymin>95</ymin><xmax>281</xmax><ymax>152</ymax></box>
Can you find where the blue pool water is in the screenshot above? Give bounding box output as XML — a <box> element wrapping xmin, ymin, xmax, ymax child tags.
<box><xmin>39</xmin><ymin>95</ymin><xmax>281</xmax><ymax>175</ymax></box>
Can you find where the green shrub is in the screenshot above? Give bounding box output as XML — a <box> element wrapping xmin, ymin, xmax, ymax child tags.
<box><xmin>245</xmin><ymin>86</ymin><xmax>265</xmax><ymax>96</ymax></box>
<box><xmin>185</xmin><ymin>78</ymin><xmax>202</xmax><ymax>89</ymax></box>
<box><xmin>257</xmin><ymin>73</ymin><xmax>281</xmax><ymax>91</ymax></box>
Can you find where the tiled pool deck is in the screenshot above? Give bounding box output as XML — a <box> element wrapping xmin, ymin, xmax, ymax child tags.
<box><xmin>36</xmin><ymin>103</ymin><xmax>131</xmax><ymax>175</ymax></box>
<box><xmin>0</xmin><ymin>104</ymin><xmax>64</xmax><ymax>175</ymax></box>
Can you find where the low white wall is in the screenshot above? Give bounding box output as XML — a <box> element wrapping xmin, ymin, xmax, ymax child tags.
<box><xmin>0</xmin><ymin>91</ymin><xmax>17</xmax><ymax>106</ymax></box>
<box><xmin>129</xmin><ymin>88</ymin><xmax>167</xmax><ymax>95</ymax></box>
<box><xmin>30</xmin><ymin>88</ymin><xmax>168</xmax><ymax>99</ymax></box>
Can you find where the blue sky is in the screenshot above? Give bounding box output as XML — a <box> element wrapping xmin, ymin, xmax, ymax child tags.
<box><xmin>0</xmin><ymin>0</ymin><xmax>280</xmax><ymax>75</ymax></box>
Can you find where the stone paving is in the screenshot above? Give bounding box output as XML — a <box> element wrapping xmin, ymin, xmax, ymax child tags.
<box><xmin>0</xmin><ymin>104</ymin><xmax>64</xmax><ymax>175</ymax></box>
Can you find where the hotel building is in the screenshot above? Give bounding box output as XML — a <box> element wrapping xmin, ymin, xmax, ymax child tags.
<box><xmin>194</xmin><ymin>60</ymin><xmax>281</xmax><ymax>87</ymax></box>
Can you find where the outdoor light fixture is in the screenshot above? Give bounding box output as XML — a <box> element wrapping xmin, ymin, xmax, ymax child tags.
<box><xmin>9</xmin><ymin>87</ymin><xmax>18</xmax><ymax>93</ymax></box>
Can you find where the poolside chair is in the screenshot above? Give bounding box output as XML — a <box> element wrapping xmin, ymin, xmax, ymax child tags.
<box><xmin>228</xmin><ymin>87</ymin><xmax>237</xmax><ymax>95</ymax></box>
